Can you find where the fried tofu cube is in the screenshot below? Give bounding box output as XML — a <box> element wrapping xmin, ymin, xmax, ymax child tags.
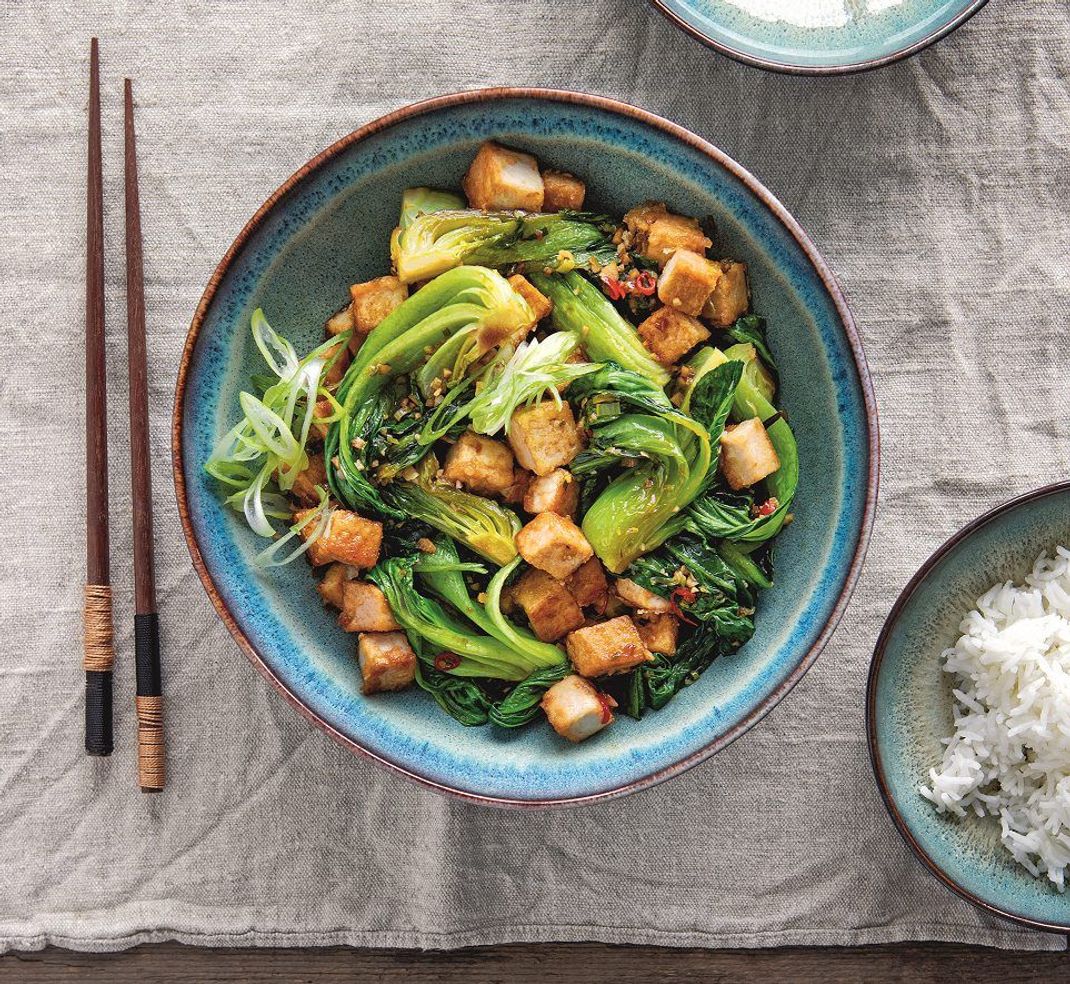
<box><xmin>637</xmin><ymin>306</ymin><xmax>711</xmax><ymax>366</ymax></box>
<box><xmin>317</xmin><ymin>563</ymin><xmax>348</xmax><ymax>609</ymax></box>
<box><xmin>720</xmin><ymin>417</ymin><xmax>781</xmax><ymax>490</ymax></box>
<box><xmin>635</xmin><ymin>614</ymin><xmax>679</xmax><ymax>655</ymax></box>
<box><xmin>523</xmin><ymin>468</ymin><xmax>579</xmax><ymax>517</ymax></box>
<box><xmin>566</xmin><ymin>556</ymin><xmax>609</xmax><ymax>613</ymax></box>
<box><xmin>502</xmin><ymin>467</ymin><xmax>533</xmax><ymax>505</ymax></box>
<box><xmin>657</xmin><ymin>249</ymin><xmax>722</xmax><ymax>316</ymax></box>
<box><xmin>310</xmin><ymin>397</ymin><xmax>334</xmax><ymax>443</ymax></box>
<box><xmin>326</xmin><ymin>305</ymin><xmax>354</xmax><ymax>338</ymax></box>
<box><xmin>508</xmin><ymin>400</ymin><xmax>583</xmax><ymax>476</ymax></box>
<box><xmin>565</xmin><ymin>616</ymin><xmax>653</xmax><ymax>677</ymax></box>
<box><xmin>349</xmin><ymin>276</ymin><xmax>408</xmax><ymax>335</ymax></box>
<box><xmin>623</xmin><ymin>201</ymin><xmax>668</xmax><ymax>237</ymax></box>
<box><xmin>339</xmin><ymin>580</ymin><xmax>400</xmax><ymax>633</ymax></box>
<box><xmin>321</xmin><ymin>338</ymin><xmax>351</xmax><ymax>387</ymax></box>
<box><xmin>702</xmin><ymin>260</ymin><xmax>750</xmax><ymax>328</ymax></box>
<box><xmin>508</xmin><ymin>274</ymin><xmax>553</xmax><ymax>323</ymax></box>
<box><xmin>297</xmin><ymin>508</ymin><xmax>383</xmax><ymax>569</ymax></box>
<box><xmin>542</xmin><ymin>170</ymin><xmax>586</xmax><ymax>212</ymax></box>
<box><xmin>614</xmin><ymin>577</ymin><xmax>672</xmax><ymax>614</ymax></box>
<box><xmin>541</xmin><ymin>674</ymin><xmax>614</xmax><ymax>742</ymax></box>
<box><xmin>287</xmin><ymin>452</ymin><xmax>328</xmax><ymax>506</ymax></box>
<box><xmin>644</xmin><ymin>213</ymin><xmax>712</xmax><ymax>266</ymax></box>
<box><xmin>441</xmin><ymin>430</ymin><xmax>516</xmax><ymax>497</ymax></box>
<box><xmin>513</xmin><ymin>568</ymin><xmax>585</xmax><ymax>642</ymax></box>
<box><xmin>515</xmin><ymin>511</ymin><xmax>593</xmax><ymax>580</ymax></box>
<box><xmin>462</xmin><ymin>141</ymin><xmax>544</xmax><ymax>212</ymax></box>
<box><xmin>357</xmin><ymin>631</ymin><xmax>416</xmax><ymax>695</ymax></box>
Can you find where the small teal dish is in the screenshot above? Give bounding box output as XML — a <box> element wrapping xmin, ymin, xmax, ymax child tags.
<box><xmin>650</xmin><ymin>0</ymin><xmax>989</xmax><ymax>74</ymax></box>
<box><xmin>868</xmin><ymin>482</ymin><xmax>1070</xmax><ymax>932</ymax></box>
<box><xmin>174</xmin><ymin>89</ymin><xmax>878</xmax><ymax>807</ymax></box>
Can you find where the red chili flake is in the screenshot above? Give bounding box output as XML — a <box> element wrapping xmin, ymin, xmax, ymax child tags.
<box><xmin>632</xmin><ymin>270</ymin><xmax>658</xmax><ymax>296</ymax></box>
<box><xmin>595</xmin><ymin>689</ymin><xmax>617</xmax><ymax>724</ymax></box>
<box><xmin>434</xmin><ymin>652</ymin><xmax>462</xmax><ymax>671</ymax></box>
<box><xmin>754</xmin><ymin>496</ymin><xmax>780</xmax><ymax>518</ymax></box>
<box><xmin>602</xmin><ymin>276</ymin><xmax>628</xmax><ymax>301</ymax></box>
<box><xmin>669</xmin><ymin>586</ymin><xmax>699</xmax><ymax>626</ymax></box>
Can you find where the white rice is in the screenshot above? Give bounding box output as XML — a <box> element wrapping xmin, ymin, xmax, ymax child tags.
<box><xmin>920</xmin><ymin>546</ymin><xmax>1070</xmax><ymax>891</ymax></box>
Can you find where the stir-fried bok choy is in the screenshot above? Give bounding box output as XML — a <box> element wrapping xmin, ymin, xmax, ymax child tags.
<box><xmin>203</xmin><ymin>138</ymin><xmax>799</xmax><ymax>743</ymax></box>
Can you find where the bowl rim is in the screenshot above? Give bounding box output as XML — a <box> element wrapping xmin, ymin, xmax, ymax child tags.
<box><xmin>172</xmin><ymin>86</ymin><xmax>880</xmax><ymax>808</ymax></box>
<box><xmin>647</xmin><ymin>0</ymin><xmax>990</xmax><ymax>76</ymax></box>
<box><xmin>866</xmin><ymin>479</ymin><xmax>1070</xmax><ymax>933</ymax></box>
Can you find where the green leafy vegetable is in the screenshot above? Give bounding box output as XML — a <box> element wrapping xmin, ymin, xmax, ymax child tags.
<box><xmin>413</xmin><ymin>657</ymin><xmax>491</xmax><ymax>726</ymax></box>
<box><xmin>327</xmin><ymin>266</ymin><xmax>533</xmax><ymax>516</ymax></box>
<box><xmin>394</xmin><ymin>210</ymin><xmax>615</xmax><ymax>284</ymax></box>
<box><xmin>725</xmin><ymin>314</ymin><xmax>777</xmax><ymax>371</ymax></box>
<box><xmin>489</xmin><ymin>661</ymin><xmax>571</xmax><ymax>728</ymax></box>
<box><xmin>528</xmin><ymin>271</ymin><xmax>670</xmax><ymax>387</ymax></box>
<box><xmin>383</xmin><ymin>457</ymin><xmax>522</xmax><ymax>566</ymax></box>
<box><xmin>398</xmin><ymin>187</ymin><xmax>465</xmax><ymax>231</ymax></box>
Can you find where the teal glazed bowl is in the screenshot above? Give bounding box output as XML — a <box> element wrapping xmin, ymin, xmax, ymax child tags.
<box><xmin>868</xmin><ymin>483</ymin><xmax>1070</xmax><ymax>932</ymax></box>
<box><xmin>649</xmin><ymin>0</ymin><xmax>989</xmax><ymax>74</ymax></box>
<box><xmin>174</xmin><ymin>89</ymin><xmax>878</xmax><ymax>807</ymax></box>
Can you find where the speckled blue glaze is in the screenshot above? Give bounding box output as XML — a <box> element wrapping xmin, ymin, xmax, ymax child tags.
<box><xmin>178</xmin><ymin>92</ymin><xmax>875</xmax><ymax>805</ymax></box>
<box><xmin>869</xmin><ymin>484</ymin><xmax>1070</xmax><ymax>931</ymax></box>
<box><xmin>652</xmin><ymin>0</ymin><xmax>988</xmax><ymax>73</ymax></box>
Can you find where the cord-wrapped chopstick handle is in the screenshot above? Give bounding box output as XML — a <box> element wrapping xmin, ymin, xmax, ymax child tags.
<box><xmin>134</xmin><ymin>612</ymin><xmax>165</xmax><ymax>791</ymax></box>
<box><xmin>84</xmin><ymin>583</ymin><xmax>114</xmax><ymax>756</ymax></box>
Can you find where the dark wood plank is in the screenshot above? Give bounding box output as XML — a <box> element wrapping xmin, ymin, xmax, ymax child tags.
<box><xmin>1</xmin><ymin>942</ymin><xmax>1064</xmax><ymax>983</ymax></box>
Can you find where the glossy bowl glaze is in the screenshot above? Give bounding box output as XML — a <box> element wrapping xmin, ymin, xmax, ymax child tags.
<box><xmin>174</xmin><ymin>89</ymin><xmax>878</xmax><ymax>807</ymax></box>
<box><xmin>868</xmin><ymin>483</ymin><xmax>1070</xmax><ymax>932</ymax></box>
<box><xmin>649</xmin><ymin>0</ymin><xmax>989</xmax><ymax>74</ymax></box>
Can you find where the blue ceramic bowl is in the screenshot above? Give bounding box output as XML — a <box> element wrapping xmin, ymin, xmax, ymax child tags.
<box><xmin>650</xmin><ymin>0</ymin><xmax>989</xmax><ymax>74</ymax></box>
<box><xmin>174</xmin><ymin>89</ymin><xmax>877</xmax><ymax>806</ymax></box>
<box><xmin>868</xmin><ymin>482</ymin><xmax>1070</xmax><ymax>932</ymax></box>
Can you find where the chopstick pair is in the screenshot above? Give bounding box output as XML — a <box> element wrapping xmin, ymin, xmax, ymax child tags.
<box><xmin>83</xmin><ymin>37</ymin><xmax>165</xmax><ymax>792</ymax></box>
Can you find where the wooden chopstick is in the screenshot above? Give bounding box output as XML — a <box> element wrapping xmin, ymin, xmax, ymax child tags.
<box><xmin>84</xmin><ymin>37</ymin><xmax>115</xmax><ymax>757</ymax></box>
<box><xmin>124</xmin><ymin>78</ymin><xmax>166</xmax><ymax>792</ymax></box>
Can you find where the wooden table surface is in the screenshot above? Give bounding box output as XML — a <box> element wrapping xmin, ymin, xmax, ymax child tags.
<box><xmin>1</xmin><ymin>942</ymin><xmax>1065</xmax><ymax>982</ymax></box>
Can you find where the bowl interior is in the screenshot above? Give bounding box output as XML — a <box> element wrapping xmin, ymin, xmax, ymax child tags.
<box><xmin>653</xmin><ymin>0</ymin><xmax>985</xmax><ymax>71</ymax></box>
<box><xmin>179</xmin><ymin>92</ymin><xmax>874</xmax><ymax>804</ymax></box>
<box><xmin>870</xmin><ymin>484</ymin><xmax>1070</xmax><ymax>930</ymax></box>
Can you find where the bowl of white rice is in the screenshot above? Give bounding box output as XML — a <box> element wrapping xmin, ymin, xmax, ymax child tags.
<box><xmin>868</xmin><ymin>482</ymin><xmax>1070</xmax><ymax>932</ymax></box>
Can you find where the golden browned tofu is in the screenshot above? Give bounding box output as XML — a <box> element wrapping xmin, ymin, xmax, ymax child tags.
<box><xmin>623</xmin><ymin>201</ymin><xmax>668</xmax><ymax>237</ymax></box>
<box><xmin>317</xmin><ymin>563</ymin><xmax>348</xmax><ymax>610</ymax></box>
<box><xmin>565</xmin><ymin>615</ymin><xmax>653</xmax><ymax>677</ymax></box>
<box><xmin>542</xmin><ymin>170</ymin><xmax>586</xmax><ymax>212</ymax></box>
<box><xmin>515</xmin><ymin>511</ymin><xmax>593</xmax><ymax>580</ymax></box>
<box><xmin>513</xmin><ymin>568</ymin><xmax>585</xmax><ymax>642</ymax></box>
<box><xmin>357</xmin><ymin>631</ymin><xmax>416</xmax><ymax>695</ymax></box>
<box><xmin>441</xmin><ymin>430</ymin><xmax>516</xmax><ymax>497</ymax></box>
<box><xmin>321</xmin><ymin>338</ymin><xmax>351</xmax><ymax>388</ymax></box>
<box><xmin>309</xmin><ymin>397</ymin><xmax>334</xmax><ymax>443</ymax></box>
<box><xmin>614</xmin><ymin>577</ymin><xmax>672</xmax><ymax>614</ymax></box>
<box><xmin>462</xmin><ymin>141</ymin><xmax>544</xmax><ymax>212</ymax></box>
<box><xmin>637</xmin><ymin>306</ymin><xmax>711</xmax><ymax>366</ymax></box>
<box><xmin>507</xmin><ymin>274</ymin><xmax>553</xmax><ymax>323</ymax></box>
<box><xmin>541</xmin><ymin>674</ymin><xmax>614</xmax><ymax>742</ymax></box>
<box><xmin>644</xmin><ymin>213</ymin><xmax>712</xmax><ymax>267</ymax></box>
<box><xmin>297</xmin><ymin>508</ymin><xmax>383</xmax><ymax>569</ymax></box>
<box><xmin>523</xmin><ymin>467</ymin><xmax>579</xmax><ymax>517</ymax></box>
<box><xmin>508</xmin><ymin>399</ymin><xmax>583</xmax><ymax>476</ymax></box>
<box><xmin>349</xmin><ymin>276</ymin><xmax>408</xmax><ymax>335</ymax></box>
<box><xmin>720</xmin><ymin>417</ymin><xmax>780</xmax><ymax>490</ymax></box>
<box><xmin>635</xmin><ymin>614</ymin><xmax>679</xmax><ymax>655</ymax></box>
<box><xmin>566</xmin><ymin>556</ymin><xmax>609</xmax><ymax>613</ymax></box>
<box><xmin>502</xmin><ymin>467</ymin><xmax>533</xmax><ymax>505</ymax></box>
<box><xmin>657</xmin><ymin>249</ymin><xmax>722</xmax><ymax>316</ymax></box>
<box><xmin>702</xmin><ymin>260</ymin><xmax>749</xmax><ymax>328</ymax></box>
<box><xmin>285</xmin><ymin>452</ymin><xmax>328</xmax><ymax>507</ymax></box>
<box><xmin>338</xmin><ymin>580</ymin><xmax>400</xmax><ymax>633</ymax></box>
<box><xmin>325</xmin><ymin>305</ymin><xmax>354</xmax><ymax>338</ymax></box>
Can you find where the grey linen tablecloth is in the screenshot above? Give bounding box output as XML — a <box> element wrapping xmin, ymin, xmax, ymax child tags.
<box><xmin>1</xmin><ymin>0</ymin><xmax>1067</xmax><ymax>954</ymax></box>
